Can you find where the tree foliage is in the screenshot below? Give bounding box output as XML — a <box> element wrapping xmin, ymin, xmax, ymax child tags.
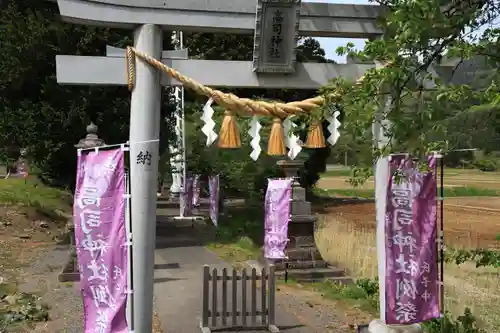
<box><xmin>315</xmin><ymin>0</ymin><xmax>500</xmax><ymax>177</ymax></box>
<box><xmin>4</xmin><ymin>0</ymin><xmax>498</xmax><ymax>191</ymax></box>
<box><xmin>0</xmin><ymin>0</ymin><xmax>333</xmax><ymax>191</ymax></box>
<box><xmin>0</xmin><ymin>0</ymin><xmax>175</xmax><ymax>187</ymax></box>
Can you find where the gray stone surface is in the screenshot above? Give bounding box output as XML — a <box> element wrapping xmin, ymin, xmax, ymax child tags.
<box><xmin>106</xmin><ymin>45</ymin><xmax>188</xmax><ymax>59</ymax></box>
<box><xmin>56</xmin><ymin>0</ymin><xmax>383</xmax><ymax>38</ymax></box>
<box><xmin>291</xmin><ymin>186</ymin><xmax>306</xmax><ymax>201</ymax></box>
<box><xmin>368</xmin><ymin>320</ymin><xmax>422</xmax><ymax>333</ymax></box>
<box><xmin>252</xmin><ymin>0</ymin><xmax>300</xmax><ymax>73</ymax></box>
<box><xmin>153</xmin><ymin>209</ymin><xmax>312</xmax><ymax>333</ymax></box>
<box><xmin>56</xmin><ymin>55</ymin><xmax>376</xmax><ymax>88</ymax></box>
<box><xmin>290</xmin><ymin>201</ymin><xmax>311</xmax><ymax>216</ymax></box>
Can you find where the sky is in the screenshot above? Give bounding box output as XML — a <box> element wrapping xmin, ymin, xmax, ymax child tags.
<box><xmin>304</xmin><ymin>0</ymin><xmax>373</xmax><ymax>63</ymax></box>
<box><xmin>309</xmin><ymin>0</ymin><xmax>500</xmax><ymax>63</ymax></box>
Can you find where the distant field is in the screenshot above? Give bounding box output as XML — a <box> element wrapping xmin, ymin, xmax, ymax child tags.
<box><xmin>319</xmin><ymin>167</ymin><xmax>500</xmax><ymax>190</ymax></box>
<box><xmin>318</xmin><ymin>167</ymin><xmax>500</xmax><ymax>248</ymax></box>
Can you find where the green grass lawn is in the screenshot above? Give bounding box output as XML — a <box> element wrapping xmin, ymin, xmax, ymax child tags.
<box><xmin>315</xmin><ymin>186</ymin><xmax>500</xmax><ymax>199</ymax></box>
<box><xmin>0</xmin><ymin>177</ymin><xmax>71</xmax><ymax>220</ymax></box>
<box><xmin>321</xmin><ymin>167</ymin><xmax>500</xmax><ymax>178</ymax></box>
<box><xmin>321</xmin><ymin>169</ymin><xmax>353</xmax><ymax>177</ymax></box>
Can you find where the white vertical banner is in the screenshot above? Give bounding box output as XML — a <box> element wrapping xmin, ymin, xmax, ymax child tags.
<box><xmin>375</xmin><ymin>156</ymin><xmax>390</xmax><ymax>321</ymax></box>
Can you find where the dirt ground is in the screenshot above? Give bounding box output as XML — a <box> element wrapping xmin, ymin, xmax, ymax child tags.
<box><xmin>445</xmin><ymin>197</ymin><xmax>500</xmax><ymax>210</ymax></box>
<box><xmin>0</xmin><ymin>206</ymin><xmax>80</xmax><ymax>333</ymax></box>
<box><xmin>322</xmin><ymin>199</ymin><xmax>500</xmax><ymax>249</ymax></box>
<box><xmin>0</xmin><ymin>207</ymin><xmax>164</xmax><ymax>332</ymax></box>
<box><xmin>317</xmin><ymin>170</ymin><xmax>500</xmax><ymax>249</ymax></box>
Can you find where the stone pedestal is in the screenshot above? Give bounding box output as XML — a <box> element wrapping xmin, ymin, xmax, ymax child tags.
<box><xmin>264</xmin><ymin>160</ymin><xmax>344</xmax><ymax>282</ymax></box>
<box><xmin>368</xmin><ymin>320</ymin><xmax>422</xmax><ymax>333</ymax></box>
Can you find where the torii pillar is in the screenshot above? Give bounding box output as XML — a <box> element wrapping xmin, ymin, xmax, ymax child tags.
<box><xmin>128</xmin><ymin>24</ymin><xmax>163</xmax><ymax>332</ymax></box>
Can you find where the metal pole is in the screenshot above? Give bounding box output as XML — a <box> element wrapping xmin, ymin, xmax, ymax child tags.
<box><xmin>179</xmin><ymin>31</ymin><xmax>186</xmax><ymax>207</ymax></box>
<box><xmin>129</xmin><ymin>24</ymin><xmax>162</xmax><ymax>332</ymax></box>
<box><xmin>124</xmin><ymin>167</ymin><xmax>134</xmax><ymax>330</ymax></box>
<box><xmin>439</xmin><ymin>155</ymin><xmax>445</xmax><ymax>323</ymax></box>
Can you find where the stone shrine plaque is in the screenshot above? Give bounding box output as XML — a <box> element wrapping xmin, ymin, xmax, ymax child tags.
<box><xmin>252</xmin><ymin>0</ymin><xmax>301</xmax><ymax>73</ymax></box>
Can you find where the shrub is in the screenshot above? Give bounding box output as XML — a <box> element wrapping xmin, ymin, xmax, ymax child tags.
<box><xmin>181</xmin><ymin>102</ymin><xmax>329</xmax><ymax>200</ymax></box>
<box><xmin>422</xmin><ymin>308</ymin><xmax>486</xmax><ymax>333</ymax></box>
<box><xmin>474</xmin><ymin>159</ymin><xmax>498</xmax><ymax>172</ymax></box>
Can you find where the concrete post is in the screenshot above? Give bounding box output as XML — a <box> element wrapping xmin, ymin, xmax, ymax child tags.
<box><xmin>373</xmin><ymin>61</ymin><xmax>391</xmax><ymax>324</ymax></box>
<box><xmin>129</xmin><ymin>24</ymin><xmax>163</xmax><ymax>332</ymax></box>
<box><xmin>370</xmin><ymin>61</ymin><xmax>422</xmax><ymax>333</ymax></box>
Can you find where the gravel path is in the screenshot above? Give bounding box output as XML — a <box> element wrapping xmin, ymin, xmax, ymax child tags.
<box><xmin>18</xmin><ymin>244</ymin><xmax>84</xmax><ymax>333</ymax></box>
<box><xmin>275</xmin><ymin>284</ymin><xmax>370</xmax><ymax>333</ymax></box>
<box><xmin>17</xmin><ymin>243</ymin><xmax>164</xmax><ymax>333</ymax></box>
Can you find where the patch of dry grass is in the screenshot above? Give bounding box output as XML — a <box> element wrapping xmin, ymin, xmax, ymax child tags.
<box><xmin>315</xmin><ymin>215</ymin><xmax>500</xmax><ymax>332</ymax></box>
<box><xmin>153</xmin><ymin>311</ymin><xmax>164</xmax><ymax>333</ymax></box>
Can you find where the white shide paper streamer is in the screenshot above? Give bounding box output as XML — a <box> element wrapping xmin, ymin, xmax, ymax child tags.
<box><xmin>327</xmin><ymin>110</ymin><xmax>341</xmax><ymax>146</ymax></box>
<box><xmin>248</xmin><ymin>116</ymin><xmax>262</xmax><ymax>161</ymax></box>
<box><xmin>283</xmin><ymin>117</ymin><xmax>302</xmax><ymax>160</ymax></box>
<box><xmin>200</xmin><ymin>98</ymin><xmax>218</xmax><ymax>146</ymax></box>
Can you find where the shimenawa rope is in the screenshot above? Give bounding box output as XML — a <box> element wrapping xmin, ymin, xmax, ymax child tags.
<box><xmin>125</xmin><ymin>46</ymin><xmax>386</xmax><ymax>152</ymax></box>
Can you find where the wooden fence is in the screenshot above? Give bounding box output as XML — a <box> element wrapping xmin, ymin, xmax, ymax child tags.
<box><xmin>200</xmin><ymin>265</ymin><xmax>279</xmax><ymax>333</ymax></box>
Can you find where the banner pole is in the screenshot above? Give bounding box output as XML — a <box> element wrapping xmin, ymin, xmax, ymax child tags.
<box><xmin>125</xmin><ymin>166</ymin><xmax>135</xmax><ymax>331</ymax></box>
<box><xmin>439</xmin><ymin>155</ymin><xmax>445</xmax><ymax>324</ymax></box>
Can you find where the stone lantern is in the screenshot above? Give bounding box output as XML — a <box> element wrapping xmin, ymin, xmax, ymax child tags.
<box><xmin>267</xmin><ymin>158</ymin><xmax>343</xmax><ymax>282</ymax></box>
<box><xmin>59</xmin><ymin>122</ymin><xmax>105</xmax><ymax>282</ymax></box>
<box><xmin>276</xmin><ymin>158</ymin><xmax>316</xmax><ymax>247</ymax></box>
<box><xmin>74</xmin><ymin>122</ymin><xmax>105</xmax><ymax>149</ymax></box>
<box><xmin>13</xmin><ymin>148</ymin><xmax>29</xmax><ymax>177</ymax></box>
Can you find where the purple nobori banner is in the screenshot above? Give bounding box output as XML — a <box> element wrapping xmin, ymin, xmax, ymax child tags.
<box><xmin>193</xmin><ymin>174</ymin><xmax>201</xmax><ymax>208</ymax></box>
<box><xmin>208</xmin><ymin>174</ymin><xmax>220</xmax><ymax>226</ymax></box>
<box><xmin>74</xmin><ymin>148</ymin><xmax>128</xmax><ymax>333</ymax></box>
<box><xmin>383</xmin><ymin>155</ymin><xmax>440</xmax><ymax>324</ymax></box>
<box><xmin>264</xmin><ymin>179</ymin><xmax>292</xmax><ymax>260</ymax></box>
<box><xmin>181</xmin><ymin>176</ymin><xmax>194</xmax><ymax>216</ymax></box>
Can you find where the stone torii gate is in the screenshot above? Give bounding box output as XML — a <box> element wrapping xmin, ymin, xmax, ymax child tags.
<box><xmin>54</xmin><ymin>0</ymin><xmax>383</xmax><ymax>331</ymax></box>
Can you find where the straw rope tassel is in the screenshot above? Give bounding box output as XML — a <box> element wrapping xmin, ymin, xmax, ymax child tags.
<box><xmin>304</xmin><ymin>120</ymin><xmax>326</xmax><ymax>148</ymax></box>
<box><xmin>267</xmin><ymin>118</ymin><xmax>287</xmax><ymax>156</ymax></box>
<box><xmin>218</xmin><ymin>110</ymin><xmax>241</xmax><ymax>148</ymax></box>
